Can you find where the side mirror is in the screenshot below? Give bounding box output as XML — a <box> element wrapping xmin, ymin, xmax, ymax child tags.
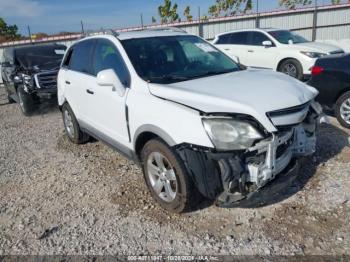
<box><xmin>97</xmin><ymin>69</ymin><xmax>126</xmax><ymax>97</ymax></box>
<box><xmin>262</xmin><ymin>40</ymin><xmax>273</xmax><ymax>47</ymax></box>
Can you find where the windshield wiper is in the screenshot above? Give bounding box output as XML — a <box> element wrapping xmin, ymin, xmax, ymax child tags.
<box><xmin>187</xmin><ymin>68</ymin><xmax>237</xmax><ymax>80</ymax></box>
<box><xmin>147</xmin><ymin>75</ymin><xmax>190</xmax><ymax>83</ymax></box>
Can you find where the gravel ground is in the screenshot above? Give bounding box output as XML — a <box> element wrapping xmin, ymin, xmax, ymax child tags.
<box><xmin>0</xmin><ymin>87</ymin><xmax>349</xmax><ymax>256</ymax></box>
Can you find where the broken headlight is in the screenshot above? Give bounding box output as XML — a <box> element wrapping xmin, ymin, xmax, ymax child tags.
<box><xmin>22</xmin><ymin>74</ymin><xmax>34</xmax><ymax>88</ymax></box>
<box><xmin>202</xmin><ymin>118</ymin><xmax>263</xmax><ymax>150</ymax></box>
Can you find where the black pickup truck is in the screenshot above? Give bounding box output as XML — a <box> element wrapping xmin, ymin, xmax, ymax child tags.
<box><xmin>1</xmin><ymin>44</ymin><xmax>66</xmax><ymax>116</ymax></box>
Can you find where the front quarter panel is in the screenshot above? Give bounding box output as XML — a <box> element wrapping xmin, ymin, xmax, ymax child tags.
<box><xmin>127</xmin><ymin>83</ymin><xmax>213</xmax><ymax>149</ymax></box>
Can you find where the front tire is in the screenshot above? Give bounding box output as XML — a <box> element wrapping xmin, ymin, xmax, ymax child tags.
<box><xmin>278</xmin><ymin>59</ymin><xmax>303</xmax><ymax>80</ymax></box>
<box><xmin>335</xmin><ymin>91</ymin><xmax>350</xmax><ymax>128</ymax></box>
<box><xmin>141</xmin><ymin>138</ymin><xmax>200</xmax><ymax>213</ymax></box>
<box><xmin>17</xmin><ymin>86</ymin><xmax>36</xmax><ymax>116</ymax></box>
<box><xmin>62</xmin><ymin>103</ymin><xmax>90</xmax><ymax>144</ymax></box>
<box><xmin>7</xmin><ymin>94</ymin><xmax>15</xmax><ymax>104</ymax></box>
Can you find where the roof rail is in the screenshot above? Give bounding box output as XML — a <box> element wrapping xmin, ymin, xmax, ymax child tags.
<box><xmin>145</xmin><ymin>27</ymin><xmax>187</xmax><ymax>33</ymax></box>
<box><xmin>81</xmin><ymin>29</ymin><xmax>119</xmax><ymax>38</ymax></box>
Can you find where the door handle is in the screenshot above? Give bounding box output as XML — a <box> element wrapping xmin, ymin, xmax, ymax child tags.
<box><xmin>65</xmin><ymin>80</ymin><xmax>71</xmax><ymax>85</ymax></box>
<box><xmin>248</xmin><ymin>50</ymin><xmax>254</xmax><ymax>53</ymax></box>
<box><xmin>224</xmin><ymin>48</ymin><xmax>230</xmax><ymax>51</ymax></box>
<box><xmin>86</xmin><ymin>89</ymin><xmax>94</xmax><ymax>95</ymax></box>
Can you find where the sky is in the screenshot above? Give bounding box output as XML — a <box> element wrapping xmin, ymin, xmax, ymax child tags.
<box><xmin>0</xmin><ymin>0</ymin><xmax>340</xmax><ymax>36</ymax></box>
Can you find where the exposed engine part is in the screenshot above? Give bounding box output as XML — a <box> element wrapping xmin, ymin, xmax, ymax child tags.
<box><xmin>176</xmin><ymin>102</ymin><xmax>321</xmax><ymax>205</ymax></box>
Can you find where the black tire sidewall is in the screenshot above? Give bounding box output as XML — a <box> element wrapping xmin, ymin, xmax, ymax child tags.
<box><xmin>141</xmin><ymin>139</ymin><xmax>194</xmax><ymax>213</ymax></box>
<box><xmin>17</xmin><ymin>86</ymin><xmax>35</xmax><ymax>116</ymax></box>
<box><xmin>335</xmin><ymin>91</ymin><xmax>350</xmax><ymax>128</ymax></box>
<box><xmin>279</xmin><ymin>59</ymin><xmax>303</xmax><ymax>80</ymax></box>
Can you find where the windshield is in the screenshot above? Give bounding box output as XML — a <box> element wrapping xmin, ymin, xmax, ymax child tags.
<box><xmin>121</xmin><ymin>35</ymin><xmax>240</xmax><ymax>84</ymax></box>
<box><xmin>15</xmin><ymin>45</ymin><xmax>66</xmax><ymax>70</ymax></box>
<box><xmin>268</xmin><ymin>30</ymin><xmax>309</xmax><ymax>44</ymax></box>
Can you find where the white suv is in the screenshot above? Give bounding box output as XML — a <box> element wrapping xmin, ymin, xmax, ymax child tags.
<box><xmin>57</xmin><ymin>29</ymin><xmax>321</xmax><ymax>213</ymax></box>
<box><xmin>213</xmin><ymin>28</ymin><xmax>344</xmax><ymax>80</ymax></box>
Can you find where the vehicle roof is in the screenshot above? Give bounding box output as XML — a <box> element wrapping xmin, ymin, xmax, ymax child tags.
<box><xmin>216</xmin><ymin>28</ymin><xmax>283</xmax><ymax>36</ymax></box>
<box><xmin>118</xmin><ymin>30</ymin><xmax>188</xmax><ymax>40</ymax></box>
<box><xmin>82</xmin><ymin>29</ymin><xmax>189</xmax><ymax>42</ymax></box>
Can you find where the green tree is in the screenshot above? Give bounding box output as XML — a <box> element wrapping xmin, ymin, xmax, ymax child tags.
<box><xmin>183</xmin><ymin>6</ymin><xmax>193</xmax><ymax>21</ymax></box>
<box><xmin>158</xmin><ymin>0</ymin><xmax>179</xmax><ymax>24</ymax></box>
<box><xmin>278</xmin><ymin>0</ymin><xmax>312</xmax><ymax>9</ymax></box>
<box><xmin>208</xmin><ymin>0</ymin><xmax>253</xmax><ymax>17</ymax></box>
<box><xmin>0</xmin><ymin>17</ymin><xmax>21</xmax><ymax>42</ymax></box>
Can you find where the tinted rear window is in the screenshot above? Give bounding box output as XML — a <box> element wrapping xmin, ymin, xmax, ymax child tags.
<box><xmin>69</xmin><ymin>40</ymin><xmax>95</xmax><ymax>74</ymax></box>
<box><xmin>229</xmin><ymin>32</ymin><xmax>249</xmax><ymax>45</ymax></box>
<box><xmin>216</xmin><ymin>34</ymin><xmax>231</xmax><ymax>44</ymax></box>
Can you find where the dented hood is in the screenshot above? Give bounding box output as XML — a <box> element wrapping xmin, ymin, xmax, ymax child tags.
<box><xmin>148</xmin><ymin>69</ymin><xmax>318</xmax><ymax>131</ymax></box>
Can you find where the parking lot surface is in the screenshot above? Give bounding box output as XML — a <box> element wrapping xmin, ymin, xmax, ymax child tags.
<box><xmin>0</xmin><ymin>87</ymin><xmax>349</xmax><ymax>255</ymax></box>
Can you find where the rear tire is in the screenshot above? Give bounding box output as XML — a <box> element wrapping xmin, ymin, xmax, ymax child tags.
<box><xmin>17</xmin><ymin>86</ymin><xmax>36</xmax><ymax>116</ymax></box>
<box><xmin>62</xmin><ymin>103</ymin><xmax>90</xmax><ymax>144</ymax></box>
<box><xmin>141</xmin><ymin>138</ymin><xmax>201</xmax><ymax>213</ymax></box>
<box><xmin>335</xmin><ymin>91</ymin><xmax>350</xmax><ymax>129</ymax></box>
<box><xmin>278</xmin><ymin>59</ymin><xmax>303</xmax><ymax>80</ymax></box>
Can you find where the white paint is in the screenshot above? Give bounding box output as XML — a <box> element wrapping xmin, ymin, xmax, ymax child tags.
<box><xmin>213</xmin><ymin>28</ymin><xmax>344</xmax><ymax>76</ymax></box>
<box><xmin>58</xmin><ymin>33</ymin><xmax>318</xmax><ymax>152</ymax></box>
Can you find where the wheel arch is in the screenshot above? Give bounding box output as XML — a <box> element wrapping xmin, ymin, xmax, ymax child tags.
<box><xmin>334</xmin><ymin>88</ymin><xmax>350</xmax><ymax>104</ymax></box>
<box><xmin>276</xmin><ymin>57</ymin><xmax>302</xmax><ymax>71</ymax></box>
<box><xmin>134</xmin><ymin>125</ymin><xmax>177</xmax><ymax>160</ymax></box>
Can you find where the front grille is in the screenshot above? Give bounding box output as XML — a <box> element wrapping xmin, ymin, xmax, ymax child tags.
<box><xmin>35</xmin><ymin>70</ymin><xmax>58</xmax><ymax>89</ymax></box>
<box><xmin>267</xmin><ymin>102</ymin><xmax>310</xmax><ymax>128</ymax></box>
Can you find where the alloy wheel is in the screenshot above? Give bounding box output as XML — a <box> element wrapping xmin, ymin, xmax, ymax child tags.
<box><xmin>147</xmin><ymin>151</ymin><xmax>177</xmax><ymax>202</ymax></box>
<box><xmin>64</xmin><ymin>109</ymin><xmax>75</xmax><ymax>138</ymax></box>
<box><xmin>340</xmin><ymin>98</ymin><xmax>350</xmax><ymax>124</ymax></box>
<box><xmin>282</xmin><ymin>63</ymin><xmax>297</xmax><ymax>78</ymax></box>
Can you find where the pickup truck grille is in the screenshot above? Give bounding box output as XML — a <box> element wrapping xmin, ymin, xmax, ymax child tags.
<box><xmin>35</xmin><ymin>70</ymin><xmax>58</xmax><ymax>89</ymax></box>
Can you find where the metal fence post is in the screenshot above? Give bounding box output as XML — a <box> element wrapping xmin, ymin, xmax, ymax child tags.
<box><xmin>312</xmin><ymin>1</ymin><xmax>318</xmax><ymax>41</ymax></box>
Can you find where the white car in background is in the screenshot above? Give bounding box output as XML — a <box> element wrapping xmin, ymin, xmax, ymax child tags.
<box><xmin>213</xmin><ymin>28</ymin><xmax>344</xmax><ymax>80</ymax></box>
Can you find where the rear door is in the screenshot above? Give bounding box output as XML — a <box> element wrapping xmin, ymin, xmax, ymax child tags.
<box><xmin>61</xmin><ymin>39</ymin><xmax>96</xmax><ymax>124</ymax></box>
<box><xmin>215</xmin><ymin>32</ymin><xmax>250</xmax><ymax>65</ymax></box>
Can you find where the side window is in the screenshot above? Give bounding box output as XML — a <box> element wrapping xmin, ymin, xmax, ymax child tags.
<box><xmin>216</xmin><ymin>34</ymin><xmax>231</xmax><ymax>44</ymax></box>
<box><xmin>92</xmin><ymin>39</ymin><xmax>130</xmax><ymax>86</ymax></box>
<box><xmin>229</xmin><ymin>32</ymin><xmax>249</xmax><ymax>45</ymax></box>
<box><xmin>249</xmin><ymin>32</ymin><xmax>271</xmax><ymax>46</ymax></box>
<box><xmin>69</xmin><ymin>40</ymin><xmax>94</xmax><ymax>74</ymax></box>
<box><xmin>62</xmin><ymin>48</ymin><xmax>73</xmax><ymax>67</ymax></box>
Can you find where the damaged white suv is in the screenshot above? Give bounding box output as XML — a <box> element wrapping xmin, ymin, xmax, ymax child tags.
<box><xmin>57</xmin><ymin>28</ymin><xmax>321</xmax><ymax>213</ymax></box>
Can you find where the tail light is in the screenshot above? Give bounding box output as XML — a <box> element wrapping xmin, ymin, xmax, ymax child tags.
<box><xmin>311</xmin><ymin>66</ymin><xmax>324</xmax><ymax>76</ymax></box>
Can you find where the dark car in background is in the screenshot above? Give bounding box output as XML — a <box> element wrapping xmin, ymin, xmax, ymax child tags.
<box><xmin>308</xmin><ymin>53</ymin><xmax>350</xmax><ymax>128</ymax></box>
<box><xmin>1</xmin><ymin>44</ymin><xmax>67</xmax><ymax>116</ymax></box>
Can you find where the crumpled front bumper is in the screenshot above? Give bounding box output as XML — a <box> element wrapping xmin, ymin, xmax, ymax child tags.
<box><xmin>176</xmin><ymin>102</ymin><xmax>321</xmax><ymax>206</ymax></box>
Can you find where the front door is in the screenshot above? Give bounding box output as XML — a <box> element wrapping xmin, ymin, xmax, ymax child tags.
<box><xmin>87</xmin><ymin>38</ymin><xmax>131</xmax><ymax>146</ymax></box>
<box><xmin>244</xmin><ymin>32</ymin><xmax>278</xmax><ymax>70</ymax></box>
